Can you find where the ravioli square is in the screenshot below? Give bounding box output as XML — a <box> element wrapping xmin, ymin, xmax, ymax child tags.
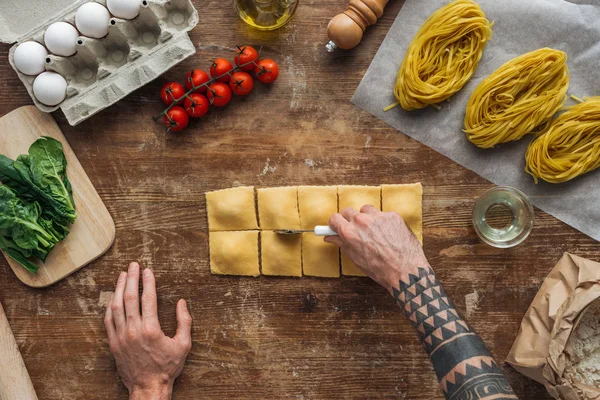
<box><xmin>338</xmin><ymin>185</ymin><xmax>381</xmax><ymax>212</ymax></box>
<box><xmin>261</xmin><ymin>231</ymin><xmax>302</xmax><ymax>277</ymax></box>
<box><xmin>209</xmin><ymin>231</ymin><xmax>260</xmax><ymax>276</ymax></box>
<box><xmin>206</xmin><ymin>186</ymin><xmax>258</xmax><ymax>231</ymax></box>
<box><xmin>382</xmin><ymin>183</ymin><xmax>423</xmax><ymax>244</ymax></box>
<box><xmin>298</xmin><ymin>186</ymin><xmax>338</xmax><ymax>229</ymax></box>
<box><xmin>257</xmin><ymin>186</ymin><xmax>300</xmax><ymax>230</ymax></box>
<box><xmin>338</xmin><ymin>185</ymin><xmax>381</xmax><ymax>276</ymax></box>
<box><xmin>302</xmin><ymin>233</ymin><xmax>340</xmax><ymax>278</ymax></box>
<box><xmin>341</xmin><ymin>253</ymin><xmax>364</xmax><ymax>276</ymax></box>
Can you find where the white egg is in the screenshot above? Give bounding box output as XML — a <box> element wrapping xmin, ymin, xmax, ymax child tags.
<box><xmin>76</xmin><ymin>2</ymin><xmax>110</xmax><ymax>39</ymax></box>
<box><xmin>44</xmin><ymin>22</ymin><xmax>79</xmax><ymax>57</ymax></box>
<box><xmin>107</xmin><ymin>0</ymin><xmax>141</xmax><ymax>20</ymax></box>
<box><xmin>13</xmin><ymin>41</ymin><xmax>48</xmax><ymax>76</ymax></box>
<box><xmin>33</xmin><ymin>72</ymin><xmax>67</xmax><ymax>106</ymax></box>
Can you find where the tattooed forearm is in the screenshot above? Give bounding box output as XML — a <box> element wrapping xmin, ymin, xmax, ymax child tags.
<box><xmin>393</xmin><ymin>265</ymin><xmax>517</xmax><ymax>400</ymax></box>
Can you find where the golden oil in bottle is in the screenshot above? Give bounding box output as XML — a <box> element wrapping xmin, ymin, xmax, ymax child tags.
<box><xmin>234</xmin><ymin>0</ymin><xmax>299</xmax><ymax>31</ymax></box>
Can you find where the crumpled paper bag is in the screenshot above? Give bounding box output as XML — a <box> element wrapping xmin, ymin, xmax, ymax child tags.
<box><xmin>506</xmin><ymin>253</ymin><xmax>600</xmax><ymax>399</ymax></box>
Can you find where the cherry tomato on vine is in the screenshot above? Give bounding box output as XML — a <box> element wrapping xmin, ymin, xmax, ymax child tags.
<box><xmin>185</xmin><ymin>70</ymin><xmax>210</xmax><ymax>93</ymax></box>
<box><xmin>254</xmin><ymin>59</ymin><xmax>279</xmax><ymax>84</ymax></box>
<box><xmin>163</xmin><ymin>106</ymin><xmax>189</xmax><ymax>131</ymax></box>
<box><xmin>207</xmin><ymin>82</ymin><xmax>232</xmax><ymax>107</ymax></box>
<box><xmin>160</xmin><ymin>82</ymin><xmax>185</xmax><ymax>105</ymax></box>
<box><xmin>184</xmin><ymin>93</ymin><xmax>209</xmax><ymax>118</ymax></box>
<box><xmin>229</xmin><ymin>72</ymin><xmax>254</xmax><ymax>96</ymax></box>
<box><xmin>234</xmin><ymin>45</ymin><xmax>259</xmax><ymax>72</ymax></box>
<box><xmin>210</xmin><ymin>58</ymin><xmax>233</xmax><ymax>83</ymax></box>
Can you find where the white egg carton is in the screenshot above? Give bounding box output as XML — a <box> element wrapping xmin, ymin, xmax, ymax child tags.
<box><xmin>1</xmin><ymin>0</ymin><xmax>198</xmax><ymax>126</ymax></box>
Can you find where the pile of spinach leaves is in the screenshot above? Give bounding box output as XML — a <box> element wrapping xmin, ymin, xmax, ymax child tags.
<box><xmin>0</xmin><ymin>137</ymin><xmax>76</xmax><ymax>273</ymax></box>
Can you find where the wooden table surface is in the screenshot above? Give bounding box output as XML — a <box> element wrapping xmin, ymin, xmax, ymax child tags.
<box><xmin>0</xmin><ymin>1</ymin><xmax>598</xmax><ymax>399</ymax></box>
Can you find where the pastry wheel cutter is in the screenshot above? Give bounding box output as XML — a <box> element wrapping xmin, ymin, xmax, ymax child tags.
<box><xmin>274</xmin><ymin>226</ymin><xmax>338</xmax><ymax>236</ymax></box>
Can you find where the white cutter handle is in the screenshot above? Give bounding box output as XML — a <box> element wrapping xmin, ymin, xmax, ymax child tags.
<box><xmin>314</xmin><ymin>226</ymin><xmax>337</xmax><ymax>236</ymax></box>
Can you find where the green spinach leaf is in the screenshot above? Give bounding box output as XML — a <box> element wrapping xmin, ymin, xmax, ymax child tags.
<box><xmin>0</xmin><ymin>137</ymin><xmax>76</xmax><ymax>273</ymax></box>
<box><xmin>0</xmin><ymin>186</ymin><xmax>59</xmax><ymax>252</ymax></box>
<box><xmin>0</xmin><ymin>235</ymin><xmax>39</xmax><ymax>274</ymax></box>
<box><xmin>0</xmin><ymin>139</ymin><xmax>76</xmax><ymax>223</ymax></box>
<box><xmin>27</xmin><ymin>137</ymin><xmax>76</xmax><ymax>219</ymax></box>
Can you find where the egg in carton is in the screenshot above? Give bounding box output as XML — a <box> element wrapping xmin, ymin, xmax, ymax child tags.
<box><xmin>1</xmin><ymin>0</ymin><xmax>198</xmax><ymax>126</ymax></box>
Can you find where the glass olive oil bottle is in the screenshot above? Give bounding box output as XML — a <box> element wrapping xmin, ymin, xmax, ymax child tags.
<box><xmin>234</xmin><ymin>0</ymin><xmax>298</xmax><ymax>30</ymax></box>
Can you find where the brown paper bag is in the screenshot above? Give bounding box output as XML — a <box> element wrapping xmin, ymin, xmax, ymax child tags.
<box><xmin>506</xmin><ymin>253</ymin><xmax>600</xmax><ymax>399</ymax></box>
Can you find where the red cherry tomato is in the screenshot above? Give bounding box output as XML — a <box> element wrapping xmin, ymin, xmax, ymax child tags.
<box><xmin>229</xmin><ymin>72</ymin><xmax>254</xmax><ymax>96</ymax></box>
<box><xmin>254</xmin><ymin>59</ymin><xmax>279</xmax><ymax>84</ymax></box>
<box><xmin>210</xmin><ymin>58</ymin><xmax>233</xmax><ymax>83</ymax></box>
<box><xmin>234</xmin><ymin>46</ymin><xmax>259</xmax><ymax>72</ymax></box>
<box><xmin>163</xmin><ymin>106</ymin><xmax>189</xmax><ymax>131</ymax></box>
<box><xmin>184</xmin><ymin>93</ymin><xmax>209</xmax><ymax>118</ymax></box>
<box><xmin>207</xmin><ymin>82</ymin><xmax>232</xmax><ymax>107</ymax></box>
<box><xmin>185</xmin><ymin>70</ymin><xmax>210</xmax><ymax>93</ymax></box>
<box><xmin>160</xmin><ymin>82</ymin><xmax>185</xmax><ymax>105</ymax></box>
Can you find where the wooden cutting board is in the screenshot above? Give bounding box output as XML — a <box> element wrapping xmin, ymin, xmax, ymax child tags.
<box><xmin>0</xmin><ymin>302</ymin><xmax>38</xmax><ymax>400</ymax></box>
<box><xmin>0</xmin><ymin>106</ymin><xmax>115</xmax><ymax>287</ymax></box>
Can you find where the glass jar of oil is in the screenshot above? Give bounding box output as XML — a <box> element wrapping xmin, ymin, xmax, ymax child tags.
<box><xmin>235</xmin><ymin>0</ymin><xmax>299</xmax><ymax>31</ymax></box>
<box><xmin>472</xmin><ymin>186</ymin><xmax>534</xmax><ymax>248</ymax></box>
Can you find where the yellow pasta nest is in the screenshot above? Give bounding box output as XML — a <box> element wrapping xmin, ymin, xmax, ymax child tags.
<box><xmin>393</xmin><ymin>0</ymin><xmax>492</xmax><ymax>111</ymax></box>
<box><xmin>464</xmin><ymin>48</ymin><xmax>570</xmax><ymax>149</ymax></box>
<box><xmin>525</xmin><ymin>97</ymin><xmax>600</xmax><ymax>184</ymax></box>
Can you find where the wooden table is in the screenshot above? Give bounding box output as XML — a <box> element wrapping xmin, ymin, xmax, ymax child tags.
<box><xmin>0</xmin><ymin>1</ymin><xmax>597</xmax><ymax>398</ymax></box>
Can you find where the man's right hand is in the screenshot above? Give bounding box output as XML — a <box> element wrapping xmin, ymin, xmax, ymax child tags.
<box><xmin>325</xmin><ymin>205</ymin><xmax>428</xmax><ymax>295</ymax></box>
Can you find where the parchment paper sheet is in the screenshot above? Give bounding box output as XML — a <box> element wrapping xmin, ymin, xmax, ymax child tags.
<box><xmin>506</xmin><ymin>253</ymin><xmax>600</xmax><ymax>399</ymax></box>
<box><xmin>351</xmin><ymin>0</ymin><xmax>600</xmax><ymax>241</ymax></box>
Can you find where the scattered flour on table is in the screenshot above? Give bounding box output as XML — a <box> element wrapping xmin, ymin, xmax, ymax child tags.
<box><xmin>564</xmin><ymin>300</ymin><xmax>600</xmax><ymax>392</ymax></box>
<box><xmin>285</xmin><ymin>55</ymin><xmax>307</xmax><ymax>111</ymax></box>
<box><xmin>303</xmin><ymin>158</ymin><xmax>322</xmax><ymax>170</ymax></box>
<box><xmin>98</xmin><ymin>291</ymin><xmax>113</xmax><ymax>307</ymax></box>
<box><xmin>465</xmin><ymin>290</ymin><xmax>480</xmax><ymax>319</ymax></box>
<box><xmin>258</xmin><ymin>158</ymin><xmax>277</xmax><ymax>176</ymax></box>
<box><xmin>197</xmin><ymin>43</ymin><xmax>237</xmax><ymax>52</ymax></box>
<box><xmin>258</xmin><ymin>153</ymin><xmax>287</xmax><ymax>177</ymax></box>
<box><xmin>77</xmin><ymin>298</ymin><xmax>90</xmax><ymax>314</ymax></box>
<box><xmin>365</xmin><ymin>135</ymin><xmax>372</xmax><ymax>149</ymax></box>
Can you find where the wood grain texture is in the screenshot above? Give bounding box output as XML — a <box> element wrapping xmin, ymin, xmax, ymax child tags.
<box><xmin>0</xmin><ymin>1</ymin><xmax>597</xmax><ymax>398</ymax></box>
<box><xmin>0</xmin><ymin>302</ymin><xmax>38</xmax><ymax>400</ymax></box>
<box><xmin>0</xmin><ymin>106</ymin><xmax>116</xmax><ymax>287</ymax></box>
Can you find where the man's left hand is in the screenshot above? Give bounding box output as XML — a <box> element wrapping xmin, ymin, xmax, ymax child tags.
<box><xmin>104</xmin><ymin>262</ymin><xmax>192</xmax><ymax>400</ymax></box>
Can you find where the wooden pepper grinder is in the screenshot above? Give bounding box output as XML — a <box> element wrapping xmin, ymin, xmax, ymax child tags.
<box><xmin>326</xmin><ymin>0</ymin><xmax>390</xmax><ymax>52</ymax></box>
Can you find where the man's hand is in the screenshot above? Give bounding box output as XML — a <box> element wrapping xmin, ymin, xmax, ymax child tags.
<box><xmin>327</xmin><ymin>206</ymin><xmax>518</xmax><ymax>399</ymax></box>
<box><xmin>104</xmin><ymin>262</ymin><xmax>192</xmax><ymax>400</ymax></box>
<box><xmin>325</xmin><ymin>205</ymin><xmax>428</xmax><ymax>294</ymax></box>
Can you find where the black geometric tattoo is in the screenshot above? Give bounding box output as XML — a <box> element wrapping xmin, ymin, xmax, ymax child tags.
<box><xmin>393</xmin><ymin>265</ymin><xmax>518</xmax><ymax>400</ymax></box>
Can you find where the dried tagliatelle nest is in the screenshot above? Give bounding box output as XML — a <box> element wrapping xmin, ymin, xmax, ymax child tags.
<box><xmin>464</xmin><ymin>48</ymin><xmax>570</xmax><ymax>148</ymax></box>
<box><xmin>525</xmin><ymin>97</ymin><xmax>600</xmax><ymax>184</ymax></box>
<box><xmin>392</xmin><ymin>0</ymin><xmax>492</xmax><ymax>111</ymax></box>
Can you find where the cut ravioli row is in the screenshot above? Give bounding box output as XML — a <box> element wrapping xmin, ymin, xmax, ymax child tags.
<box><xmin>206</xmin><ymin>184</ymin><xmax>423</xmax><ymax>277</ymax></box>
